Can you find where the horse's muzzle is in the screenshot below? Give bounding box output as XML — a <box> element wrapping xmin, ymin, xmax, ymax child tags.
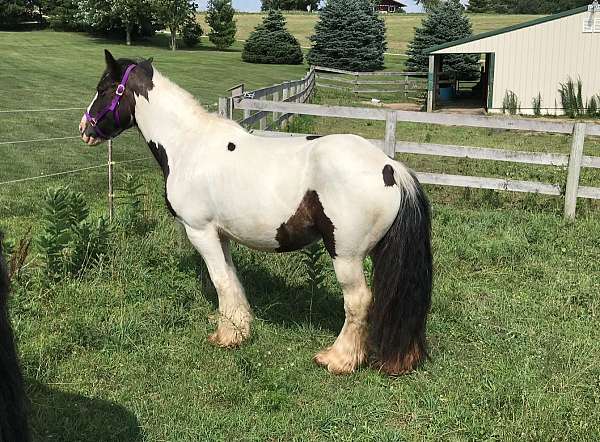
<box><xmin>79</xmin><ymin>115</ymin><xmax>103</xmax><ymax>146</ymax></box>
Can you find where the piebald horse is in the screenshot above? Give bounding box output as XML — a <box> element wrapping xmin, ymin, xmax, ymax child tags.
<box><xmin>79</xmin><ymin>51</ymin><xmax>432</xmax><ymax>375</ymax></box>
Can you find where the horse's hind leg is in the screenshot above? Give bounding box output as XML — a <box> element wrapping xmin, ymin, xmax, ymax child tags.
<box><xmin>185</xmin><ymin>225</ymin><xmax>252</xmax><ymax>347</ymax></box>
<box><xmin>314</xmin><ymin>257</ymin><xmax>372</xmax><ymax>374</ymax></box>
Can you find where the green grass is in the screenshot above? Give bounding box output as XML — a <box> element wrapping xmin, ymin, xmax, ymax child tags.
<box><xmin>1</xmin><ymin>30</ymin><xmax>600</xmax><ymax>441</ymax></box>
<box><xmin>198</xmin><ymin>12</ymin><xmax>543</xmax><ymax>53</ymax></box>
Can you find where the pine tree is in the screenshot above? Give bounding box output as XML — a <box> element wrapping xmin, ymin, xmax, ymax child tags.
<box><xmin>206</xmin><ymin>0</ymin><xmax>237</xmax><ymax>50</ymax></box>
<box><xmin>406</xmin><ymin>0</ymin><xmax>479</xmax><ymax>80</ymax></box>
<box><xmin>242</xmin><ymin>10</ymin><xmax>303</xmax><ymax>64</ymax></box>
<box><xmin>467</xmin><ymin>0</ymin><xmax>491</xmax><ymax>13</ymax></box>
<box><xmin>307</xmin><ymin>0</ymin><xmax>386</xmax><ymax>72</ymax></box>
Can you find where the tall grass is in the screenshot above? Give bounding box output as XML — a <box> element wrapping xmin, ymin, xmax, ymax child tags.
<box><xmin>559</xmin><ymin>78</ymin><xmax>585</xmax><ymax>118</ymax></box>
<box><xmin>532</xmin><ymin>92</ymin><xmax>542</xmax><ymax>116</ymax></box>
<box><xmin>502</xmin><ymin>90</ymin><xmax>520</xmax><ymax>115</ymax></box>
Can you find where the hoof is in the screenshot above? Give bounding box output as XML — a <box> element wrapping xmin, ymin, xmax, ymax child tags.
<box><xmin>313</xmin><ymin>346</ymin><xmax>365</xmax><ymax>375</ymax></box>
<box><xmin>207</xmin><ymin>323</ymin><xmax>249</xmax><ymax>348</ymax></box>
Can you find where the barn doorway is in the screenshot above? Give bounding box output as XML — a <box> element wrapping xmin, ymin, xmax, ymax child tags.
<box><xmin>427</xmin><ymin>52</ymin><xmax>495</xmax><ymax>114</ymax></box>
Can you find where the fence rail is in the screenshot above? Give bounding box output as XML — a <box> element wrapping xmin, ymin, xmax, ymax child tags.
<box><xmin>313</xmin><ymin>65</ymin><xmax>427</xmax><ymax>100</ymax></box>
<box><xmin>226</xmin><ymin>96</ymin><xmax>600</xmax><ymax>221</ymax></box>
<box><xmin>219</xmin><ymin>67</ymin><xmax>316</xmax><ymax>131</ymax></box>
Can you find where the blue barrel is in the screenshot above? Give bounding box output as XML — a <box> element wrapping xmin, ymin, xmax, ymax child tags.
<box><xmin>439</xmin><ymin>85</ymin><xmax>453</xmax><ymax>102</ymax></box>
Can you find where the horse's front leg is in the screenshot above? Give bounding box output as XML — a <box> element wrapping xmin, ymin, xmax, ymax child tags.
<box><xmin>185</xmin><ymin>225</ymin><xmax>252</xmax><ymax>347</ymax></box>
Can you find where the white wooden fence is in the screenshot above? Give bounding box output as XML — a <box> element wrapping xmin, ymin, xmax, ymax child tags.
<box><xmin>218</xmin><ymin>67</ymin><xmax>316</xmax><ymax>131</ymax></box>
<box><xmin>221</xmin><ymin>86</ymin><xmax>600</xmax><ymax>220</ymax></box>
<box><xmin>314</xmin><ymin>65</ymin><xmax>427</xmax><ymax>100</ymax></box>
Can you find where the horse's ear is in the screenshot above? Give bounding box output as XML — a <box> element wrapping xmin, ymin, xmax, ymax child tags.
<box><xmin>147</xmin><ymin>57</ymin><xmax>154</xmax><ymax>64</ymax></box>
<box><xmin>104</xmin><ymin>49</ymin><xmax>120</xmax><ymax>78</ymax></box>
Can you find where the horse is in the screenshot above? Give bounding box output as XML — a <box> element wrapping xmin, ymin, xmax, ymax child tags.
<box><xmin>79</xmin><ymin>50</ymin><xmax>432</xmax><ymax>375</ymax></box>
<box><xmin>0</xmin><ymin>234</ymin><xmax>30</xmax><ymax>441</ymax></box>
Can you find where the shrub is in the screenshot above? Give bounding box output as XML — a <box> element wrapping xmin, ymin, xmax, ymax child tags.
<box><xmin>307</xmin><ymin>0</ymin><xmax>386</xmax><ymax>72</ymax></box>
<box><xmin>559</xmin><ymin>78</ymin><xmax>585</xmax><ymax>118</ymax></box>
<box><xmin>532</xmin><ymin>93</ymin><xmax>542</xmax><ymax>116</ymax></box>
<box><xmin>115</xmin><ymin>174</ymin><xmax>149</xmax><ymax>234</ymax></box>
<box><xmin>502</xmin><ymin>90</ymin><xmax>520</xmax><ymax>115</ymax></box>
<box><xmin>242</xmin><ymin>10</ymin><xmax>303</xmax><ymax>64</ymax></box>
<box><xmin>181</xmin><ymin>18</ymin><xmax>203</xmax><ymax>47</ymax></box>
<box><xmin>37</xmin><ymin>187</ymin><xmax>110</xmax><ymax>279</ymax></box>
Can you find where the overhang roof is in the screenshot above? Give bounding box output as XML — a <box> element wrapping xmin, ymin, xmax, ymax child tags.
<box><xmin>427</xmin><ymin>5</ymin><xmax>588</xmax><ymax>54</ymax></box>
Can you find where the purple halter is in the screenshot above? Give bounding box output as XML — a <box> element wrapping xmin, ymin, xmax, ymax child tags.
<box><xmin>85</xmin><ymin>64</ymin><xmax>136</xmax><ymax>139</ymax></box>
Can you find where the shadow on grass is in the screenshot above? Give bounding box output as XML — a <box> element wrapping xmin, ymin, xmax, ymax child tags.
<box><xmin>27</xmin><ymin>380</ymin><xmax>143</xmax><ymax>441</ymax></box>
<box><xmin>178</xmin><ymin>250</ymin><xmax>344</xmax><ymax>334</ymax></box>
<box><xmin>85</xmin><ymin>33</ymin><xmax>242</xmax><ymax>53</ymax></box>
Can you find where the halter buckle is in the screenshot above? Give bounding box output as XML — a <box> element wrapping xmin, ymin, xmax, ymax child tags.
<box><xmin>116</xmin><ymin>84</ymin><xmax>126</xmax><ymax>96</ymax></box>
<box><xmin>89</xmin><ymin>117</ymin><xmax>97</xmax><ymax>126</ymax></box>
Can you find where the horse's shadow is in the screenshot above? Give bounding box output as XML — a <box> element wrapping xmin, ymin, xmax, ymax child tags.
<box><xmin>178</xmin><ymin>250</ymin><xmax>345</xmax><ymax>334</ymax></box>
<box><xmin>26</xmin><ymin>380</ymin><xmax>143</xmax><ymax>441</ymax></box>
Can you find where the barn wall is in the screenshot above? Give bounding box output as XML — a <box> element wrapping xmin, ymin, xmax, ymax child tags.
<box><xmin>433</xmin><ymin>11</ymin><xmax>600</xmax><ymax>115</ymax></box>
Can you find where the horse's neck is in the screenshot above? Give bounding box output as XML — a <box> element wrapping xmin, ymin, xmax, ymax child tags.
<box><xmin>134</xmin><ymin>70</ymin><xmax>222</xmax><ymax>152</ymax></box>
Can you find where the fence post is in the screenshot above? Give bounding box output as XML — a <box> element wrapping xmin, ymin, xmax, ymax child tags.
<box><xmin>289</xmin><ymin>84</ymin><xmax>297</xmax><ymax>124</ymax></box>
<box><xmin>218</xmin><ymin>97</ymin><xmax>228</xmax><ymax>118</ymax></box>
<box><xmin>564</xmin><ymin>122</ymin><xmax>586</xmax><ymax>221</ymax></box>
<box><xmin>272</xmin><ymin>89</ymin><xmax>280</xmax><ymax>123</ymax></box>
<box><xmin>281</xmin><ymin>83</ymin><xmax>290</xmax><ymax>129</ymax></box>
<box><xmin>384</xmin><ymin>111</ymin><xmax>397</xmax><ymax>158</ymax></box>
<box><xmin>107</xmin><ymin>139</ymin><xmax>114</xmax><ymax>222</ymax></box>
<box><xmin>259</xmin><ymin>94</ymin><xmax>268</xmax><ymax>130</ymax></box>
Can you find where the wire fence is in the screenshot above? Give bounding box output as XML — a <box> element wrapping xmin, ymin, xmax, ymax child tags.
<box><xmin>0</xmin><ymin>106</ymin><xmax>155</xmax><ymax>220</ymax></box>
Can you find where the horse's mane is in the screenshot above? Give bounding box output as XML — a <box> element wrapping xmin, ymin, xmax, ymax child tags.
<box><xmin>153</xmin><ymin>68</ymin><xmax>243</xmax><ymax>131</ymax></box>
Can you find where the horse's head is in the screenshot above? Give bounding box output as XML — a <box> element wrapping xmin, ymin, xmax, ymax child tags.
<box><xmin>80</xmin><ymin>50</ymin><xmax>154</xmax><ymax>145</ymax></box>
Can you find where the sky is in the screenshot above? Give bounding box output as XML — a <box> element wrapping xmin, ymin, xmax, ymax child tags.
<box><xmin>196</xmin><ymin>0</ymin><xmax>469</xmax><ymax>13</ymax></box>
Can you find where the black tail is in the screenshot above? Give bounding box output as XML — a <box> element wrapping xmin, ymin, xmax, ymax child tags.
<box><xmin>369</xmin><ymin>173</ymin><xmax>432</xmax><ymax>376</ymax></box>
<box><xmin>0</xmin><ymin>235</ymin><xmax>30</xmax><ymax>441</ymax></box>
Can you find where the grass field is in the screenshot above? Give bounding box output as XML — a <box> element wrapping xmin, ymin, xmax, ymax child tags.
<box><xmin>198</xmin><ymin>12</ymin><xmax>542</xmax><ymax>53</ymax></box>
<box><xmin>1</xmin><ymin>27</ymin><xmax>599</xmax><ymax>441</ymax></box>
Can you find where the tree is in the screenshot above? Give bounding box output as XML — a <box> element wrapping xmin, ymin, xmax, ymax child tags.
<box><xmin>112</xmin><ymin>0</ymin><xmax>151</xmax><ymax>45</ymax></box>
<box><xmin>153</xmin><ymin>0</ymin><xmax>197</xmax><ymax>50</ymax></box>
<box><xmin>206</xmin><ymin>0</ymin><xmax>236</xmax><ymax>50</ymax></box>
<box><xmin>242</xmin><ymin>9</ymin><xmax>303</xmax><ymax>64</ymax></box>
<box><xmin>73</xmin><ymin>0</ymin><xmax>160</xmax><ymax>40</ymax></box>
<box><xmin>414</xmin><ymin>0</ymin><xmax>440</xmax><ymax>12</ymax></box>
<box><xmin>467</xmin><ymin>0</ymin><xmax>491</xmax><ymax>13</ymax></box>
<box><xmin>1</xmin><ymin>0</ymin><xmax>38</xmax><ymax>29</ymax></box>
<box><xmin>406</xmin><ymin>0</ymin><xmax>479</xmax><ymax>80</ymax></box>
<box><xmin>470</xmin><ymin>0</ymin><xmax>589</xmax><ymax>14</ymax></box>
<box><xmin>261</xmin><ymin>0</ymin><xmax>319</xmax><ymax>11</ymax></box>
<box><xmin>40</xmin><ymin>0</ymin><xmax>83</xmax><ymax>30</ymax></box>
<box><xmin>307</xmin><ymin>0</ymin><xmax>386</xmax><ymax>72</ymax></box>
<box><xmin>181</xmin><ymin>16</ymin><xmax>203</xmax><ymax>47</ymax></box>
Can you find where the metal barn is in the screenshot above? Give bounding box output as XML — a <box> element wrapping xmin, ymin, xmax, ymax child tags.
<box><xmin>425</xmin><ymin>2</ymin><xmax>600</xmax><ymax>115</ymax></box>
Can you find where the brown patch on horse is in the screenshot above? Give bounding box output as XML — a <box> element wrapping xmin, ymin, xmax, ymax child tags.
<box><xmin>382</xmin><ymin>164</ymin><xmax>396</xmax><ymax>187</ymax></box>
<box><xmin>275</xmin><ymin>190</ymin><xmax>336</xmax><ymax>257</ymax></box>
<box><xmin>374</xmin><ymin>341</ymin><xmax>426</xmax><ymax>376</ymax></box>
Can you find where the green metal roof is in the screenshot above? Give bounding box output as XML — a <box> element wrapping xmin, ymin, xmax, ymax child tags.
<box><xmin>427</xmin><ymin>5</ymin><xmax>589</xmax><ymax>54</ymax></box>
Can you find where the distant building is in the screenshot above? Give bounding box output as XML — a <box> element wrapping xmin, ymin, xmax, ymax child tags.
<box><xmin>426</xmin><ymin>3</ymin><xmax>600</xmax><ymax>114</ymax></box>
<box><xmin>376</xmin><ymin>0</ymin><xmax>406</xmax><ymax>13</ymax></box>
